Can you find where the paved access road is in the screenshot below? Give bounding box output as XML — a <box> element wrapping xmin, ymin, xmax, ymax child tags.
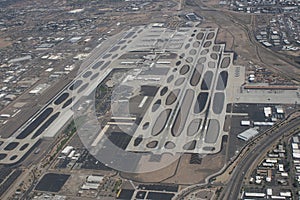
<box><xmin>219</xmin><ymin>117</ymin><xmax>300</xmax><ymax>200</ymax></box>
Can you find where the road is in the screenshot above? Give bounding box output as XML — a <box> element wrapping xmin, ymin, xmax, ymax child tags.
<box><xmin>219</xmin><ymin>116</ymin><xmax>300</xmax><ymax>200</ymax></box>
<box><xmin>189</xmin><ymin>0</ymin><xmax>300</xmax><ymax>82</ymax></box>
<box><xmin>173</xmin><ymin>114</ymin><xmax>300</xmax><ymax>200</ymax></box>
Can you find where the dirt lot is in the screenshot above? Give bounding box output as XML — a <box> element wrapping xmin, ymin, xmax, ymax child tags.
<box><xmin>0</xmin><ymin>37</ymin><xmax>11</xmax><ymax>48</ymax></box>
<box><xmin>122</xmin><ymin>149</ymin><xmax>227</xmax><ymax>185</ymax></box>
<box><xmin>162</xmin><ymin>153</ymin><xmax>226</xmax><ymax>185</ymax></box>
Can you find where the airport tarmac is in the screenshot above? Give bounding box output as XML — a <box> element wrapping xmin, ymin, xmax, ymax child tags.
<box><xmin>0</xmin><ymin>23</ymin><xmax>299</xmax><ymax>166</ymax></box>
<box><xmin>0</xmin><ymin>26</ymin><xmax>144</xmax><ymax>164</ymax></box>
<box><xmin>126</xmin><ymin>27</ymin><xmax>233</xmax><ymax>155</ymax></box>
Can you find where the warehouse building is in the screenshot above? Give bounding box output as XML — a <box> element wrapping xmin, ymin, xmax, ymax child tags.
<box><xmin>237</xmin><ymin>127</ymin><xmax>259</xmax><ymax>141</ymax></box>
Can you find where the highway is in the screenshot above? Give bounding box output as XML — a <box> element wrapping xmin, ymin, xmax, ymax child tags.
<box><xmin>219</xmin><ymin>116</ymin><xmax>300</xmax><ymax>200</ymax></box>
<box><xmin>173</xmin><ymin>114</ymin><xmax>300</xmax><ymax>200</ymax></box>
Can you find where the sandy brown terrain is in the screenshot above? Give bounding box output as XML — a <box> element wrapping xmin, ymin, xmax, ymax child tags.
<box><xmin>121</xmin><ymin>148</ymin><xmax>227</xmax><ymax>185</ymax></box>
<box><xmin>0</xmin><ymin>37</ymin><xmax>12</xmax><ymax>48</ymax></box>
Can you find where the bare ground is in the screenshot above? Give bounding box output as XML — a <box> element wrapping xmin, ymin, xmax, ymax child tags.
<box><xmin>121</xmin><ymin>151</ymin><xmax>226</xmax><ymax>185</ymax></box>
<box><xmin>0</xmin><ymin>37</ymin><xmax>12</xmax><ymax>48</ymax></box>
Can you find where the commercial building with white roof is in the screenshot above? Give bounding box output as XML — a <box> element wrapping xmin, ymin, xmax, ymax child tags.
<box><xmin>237</xmin><ymin>127</ymin><xmax>259</xmax><ymax>141</ymax></box>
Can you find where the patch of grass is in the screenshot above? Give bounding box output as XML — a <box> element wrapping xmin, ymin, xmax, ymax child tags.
<box><xmin>113</xmin><ymin>179</ymin><xmax>122</xmax><ymax>194</ymax></box>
